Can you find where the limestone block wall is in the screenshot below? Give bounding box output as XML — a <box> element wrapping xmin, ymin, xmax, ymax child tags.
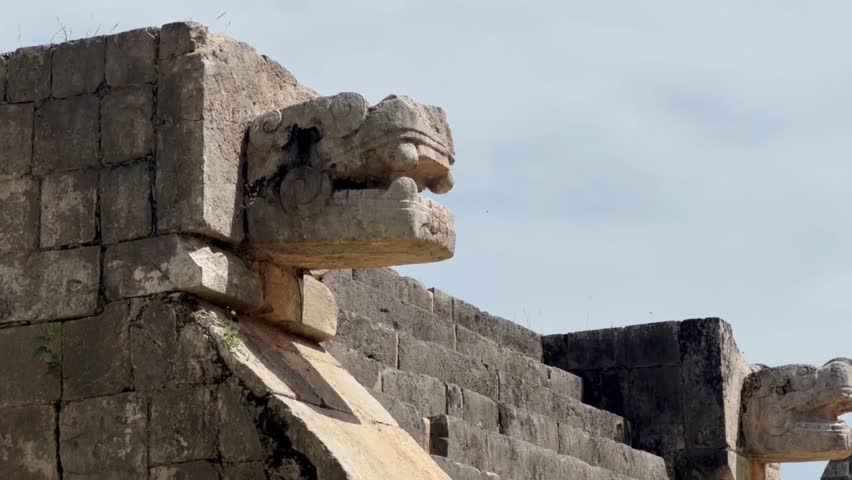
<box><xmin>543</xmin><ymin>319</ymin><xmax>772</xmax><ymax>479</ymax></box>
<box><xmin>0</xmin><ymin>23</ymin><xmax>452</xmax><ymax>480</ymax></box>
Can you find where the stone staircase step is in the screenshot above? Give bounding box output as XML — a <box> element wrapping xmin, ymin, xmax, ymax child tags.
<box><xmin>428</xmin><ymin>415</ymin><xmax>667</xmax><ymax>480</ymax></box>
<box><xmin>431</xmin><ymin>455</ymin><xmax>500</xmax><ymax>480</ymax></box>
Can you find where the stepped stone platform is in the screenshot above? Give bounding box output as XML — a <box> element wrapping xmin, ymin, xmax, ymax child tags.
<box><xmin>322</xmin><ymin>267</ymin><xmax>669</xmax><ymax>480</ymax></box>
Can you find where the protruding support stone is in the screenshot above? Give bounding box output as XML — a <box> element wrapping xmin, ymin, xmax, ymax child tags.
<box><xmin>256</xmin><ymin>263</ymin><xmax>338</xmax><ymax>341</ymax></box>
<box><xmin>104</xmin><ymin>234</ymin><xmax>263</xmax><ymax>312</ymax></box>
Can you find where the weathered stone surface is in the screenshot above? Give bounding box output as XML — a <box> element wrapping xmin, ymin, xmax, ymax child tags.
<box><xmin>33</xmin><ymin>95</ymin><xmax>99</xmax><ymax>174</ymax></box>
<box><xmin>332</xmin><ymin>279</ymin><xmax>454</xmax><ymax>348</ymax></box>
<box><xmin>63</xmin><ymin>301</ymin><xmax>132</xmax><ymax>400</ymax></box>
<box><xmin>372</xmin><ymin>390</ymin><xmax>426</xmax><ymax>446</ymax></box>
<box><xmin>431</xmin><ymin>455</ymin><xmax>500</xmax><ymax>480</ymax></box>
<box><xmin>51</xmin><ymin>37</ymin><xmax>105</xmax><ymax>98</ymax></box>
<box><xmin>323</xmin><ymin>342</ymin><xmax>384</xmax><ymax>390</ymax></box>
<box><xmin>100</xmin><ymin>162</ymin><xmax>153</xmax><ymax>243</ymax></box>
<box><xmin>398</xmin><ymin>276</ymin><xmax>434</xmax><ymax>311</ymax></box>
<box><xmin>498</xmin><ymin>403</ymin><xmax>558</xmax><ymax>451</ymax></box>
<box><xmin>60</xmin><ymin>393</ymin><xmax>147</xmax><ymax>479</ymax></box>
<box><xmin>453</xmin><ymin>299</ymin><xmax>542</xmax><ymax>360</ymax></box>
<box><xmin>825</xmin><ymin>457</ymin><xmax>852</xmax><ymax>480</ymax></box>
<box><xmin>0</xmin><ymin>405</ymin><xmax>57</xmax><ymax>480</ymax></box>
<box><xmin>298</xmin><ymin>275</ymin><xmax>338</xmax><ymax>341</ymax></box>
<box><xmin>149</xmin><ymin>386</ymin><xmax>218</xmax><ymax>464</ymax></box>
<box><xmin>40</xmin><ymin>169</ymin><xmax>98</xmax><ymax>248</ymax></box>
<box><xmin>150</xmin><ymin>461</ymin><xmax>220</xmax><ymax>480</ymax></box>
<box><xmin>0</xmin><ymin>177</ymin><xmax>38</xmax><ymax>252</ymax></box>
<box><xmin>105</xmin><ymin>234</ymin><xmax>262</xmax><ymax>311</ymax></box>
<box><xmin>382</xmin><ymin>368</ymin><xmax>447</xmax><ymax>417</ymax></box>
<box><xmin>218</xmin><ymin>379</ymin><xmax>266</xmax><ymax>462</ymax></box>
<box><xmin>619</xmin><ymin>321</ymin><xmax>681</xmax><ymax>367</ymax></box>
<box><xmin>222</xmin><ymin>462</ymin><xmax>267</xmax><ymax>480</ymax></box>
<box><xmin>543</xmin><ymin>327</ymin><xmax>619</xmax><ymax>371</ymax></box>
<box><xmin>156</xmin><ymin>29</ymin><xmax>314</xmax><ymax>242</ymax></box>
<box><xmin>448</xmin><ymin>384</ymin><xmax>499</xmax><ymax>432</ymax></box>
<box><xmin>7</xmin><ymin>46</ymin><xmax>51</xmax><ymax>102</ymax></box>
<box><xmin>399</xmin><ymin>333</ymin><xmax>498</xmax><ymax>400</ymax></box>
<box><xmin>247</xmin><ymin>176</ymin><xmax>455</xmax><ymax>268</ymax></box>
<box><xmin>629</xmin><ymin>366</ymin><xmax>684</xmax><ymax>426</ymax></box>
<box><xmin>106</xmin><ymin>27</ymin><xmax>158</xmax><ymax>86</ymax></box>
<box><xmin>0</xmin><ymin>103</ymin><xmax>34</xmax><ymax>177</ymax></box>
<box><xmin>256</xmin><ymin>262</ymin><xmax>301</xmax><ymax>328</ymax></box>
<box><xmin>0</xmin><ymin>247</ymin><xmax>100</xmax><ymax>323</ymax></box>
<box><xmin>431</xmin><ymin>287</ymin><xmax>453</xmax><ymax>323</ymax></box>
<box><xmin>333</xmin><ymin>309</ymin><xmax>398</xmax><ymax>366</ymax></box>
<box><xmin>102</xmin><ymin>86</ymin><xmax>154</xmax><ymax>163</ymax></box>
<box><xmin>742</xmin><ymin>358</ymin><xmax>852</xmax><ymax>463</ymax></box>
<box><xmin>0</xmin><ymin>323</ymin><xmax>61</xmax><ymax>406</ymax></box>
<box><xmin>130</xmin><ymin>298</ymin><xmax>178</xmax><ymax>389</ymax></box>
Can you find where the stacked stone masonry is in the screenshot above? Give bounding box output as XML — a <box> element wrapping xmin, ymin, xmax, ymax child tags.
<box><xmin>322</xmin><ymin>268</ymin><xmax>669</xmax><ymax>479</ymax></box>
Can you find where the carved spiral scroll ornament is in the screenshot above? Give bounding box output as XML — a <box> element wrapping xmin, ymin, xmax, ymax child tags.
<box><xmin>279</xmin><ymin>166</ymin><xmax>332</xmax><ymax>214</ymax></box>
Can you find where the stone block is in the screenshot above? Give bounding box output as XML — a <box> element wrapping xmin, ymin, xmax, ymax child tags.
<box><xmin>100</xmin><ymin>162</ymin><xmax>153</xmax><ymax>243</ymax></box>
<box><xmin>399</xmin><ymin>334</ymin><xmax>498</xmax><ymax>400</ymax></box>
<box><xmin>382</xmin><ymin>368</ymin><xmax>447</xmax><ymax>417</ymax></box>
<box><xmin>577</xmin><ymin>368</ymin><xmax>629</xmax><ymax>418</ymax></box>
<box><xmin>453</xmin><ymin>299</ymin><xmax>542</xmax><ymax>360</ymax></box>
<box><xmin>51</xmin><ymin>37</ymin><xmax>105</xmax><ymax>98</ymax></box>
<box><xmin>0</xmin><ymin>102</ymin><xmax>34</xmax><ymax>177</ymax></box>
<box><xmin>333</xmin><ymin>280</ymin><xmax>454</xmax><ymax>348</ymax></box>
<box><xmin>428</xmin><ymin>415</ymin><xmax>491</xmax><ymax>471</ymax></box>
<box><xmin>159</xmin><ymin>21</ymin><xmax>208</xmax><ymax>58</ymax></box>
<box><xmin>106</xmin><ymin>27</ymin><xmax>158</xmax><ymax>86</ymax></box>
<box><xmin>0</xmin><ymin>323</ymin><xmax>61</xmax><ymax>407</ymax></box>
<box><xmin>618</xmin><ymin>321</ymin><xmax>681</xmax><ymax>367</ymax></box>
<box><xmin>557</xmin><ymin>423</ymin><xmax>599</xmax><ymax>467</ymax></box>
<box><xmin>0</xmin><ymin>177</ymin><xmax>38</xmax><ymax>252</ymax></box>
<box><xmin>323</xmin><ymin>342</ymin><xmax>383</xmax><ymax>390</ymax></box>
<box><xmin>149</xmin><ymin>386</ymin><xmax>218</xmax><ymax>464</ymax></box>
<box><xmin>258</xmin><ymin>267</ymin><xmax>339</xmax><ymax>342</ymax></box>
<box><xmin>543</xmin><ymin>327</ymin><xmax>620</xmax><ymax>371</ymax></box>
<box><xmin>40</xmin><ymin>169</ymin><xmax>98</xmax><ymax>248</ymax></box>
<box><xmin>218</xmin><ymin>379</ymin><xmax>266</xmax><ymax>462</ymax></box>
<box><xmin>7</xmin><ymin>46</ymin><xmax>51</xmax><ymax>102</ymax></box>
<box><xmin>59</xmin><ymin>393</ymin><xmax>147</xmax><ymax>479</ymax></box>
<box><xmin>0</xmin><ymin>247</ymin><xmax>100</xmax><ymax>324</ymax></box>
<box><xmin>333</xmin><ymin>309</ymin><xmax>397</xmax><ymax>366</ymax></box>
<box><xmin>150</xmin><ymin>462</ymin><xmax>220</xmax><ymax>480</ymax></box>
<box><xmin>0</xmin><ymin>405</ymin><xmax>58</xmax><ymax>479</ymax></box>
<box><xmin>545</xmin><ymin>366</ymin><xmax>583</xmax><ymax>399</ymax></box>
<box><xmin>33</xmin><ymin>95</ymin><xmax>99</xmax><ymax>174</ymax></box>
<box><xmin>431</xmin><ymin>456</ymin><xmax>499</xmax><ymax>480</ymax></box>
<box><xmin>63</xmin><ymin>301</ymin><xmax>132</xmax><ymax>400</ymax></box>
<box><xmin>130</xmin><ymin>298</ymin><xmax>178</xmax><ymax>389</ymax></box>
<box><xmin>632</xmin><ymin>423</ymin><xmax>685</xmax><ymax>458</ymax></box>
<box><xmin>104</xmin><ymin>234</ymin><xmax>262</xmax><ymax>312</ymax></box>
<box><xmin>102</xmin><ymin>86</ymin><xmax>154</xmax><ymax>163</ymax></box>
<box><xmin>430</xmin><ymin>288</ymin><xmax>453</xmax><ymax>323</ymax></box>
<box><xmin>628</xmin><ymin>365</ymin><xmax>684</xmax><ymax>426</ymax></box>
<box><xmin>223</xmin><ymin>463</ymin><xmax>267</xmax><ymax>480</ymax></box>
<box><xmin>398</xmin><ymin>276</ymin><xmax>433</xmax><ymax>311</ymax></box>
<box><xmin>300</xmin><ymin>275</ymin><xmax>339</xmax><ymax>341</ymax></box>
<box><xmin>498</xmin><ymin>403</ymin><xmax>558</xmax><ymax>451</ymax></box>
<box><xmin>372</xmin><ymin>390</ymin><xmax>426</xmax><ymax>446</ymax></box>
<box><xmin>448</xmin><ymin>384</ymin><xmax>499</xmax><ymax>432</ymax></box>
<box><xmin>156</xmin><ymin>31</ymin><xmax>312</xmax><ymax>242</ymax></box>
<box><xmin>353</xmin><ymin>268</ymin><xmax>400</xmax><ymax>293</ymax></box>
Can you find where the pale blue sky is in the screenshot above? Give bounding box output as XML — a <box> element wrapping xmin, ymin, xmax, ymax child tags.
<box><xmin>3</xmin><ymin>2</ymin><xmax>850</xmax><ymax>477</ymax></box>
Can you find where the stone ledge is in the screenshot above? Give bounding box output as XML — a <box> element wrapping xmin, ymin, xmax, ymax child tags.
<box><xmin>104</xmin><ymin>234</ymin><xmax>262</xmax><ymax>312</ymax></box>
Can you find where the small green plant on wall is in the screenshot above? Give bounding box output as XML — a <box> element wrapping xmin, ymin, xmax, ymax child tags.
<box><xmin>221</xmin><ymin>321</ymin><xmax>241</xmax><ymax>350</ymax></box>
<box><xmin>34</xmin><ymin>323</ymin><xmax>62</xmax><ymax>378</ymax></box>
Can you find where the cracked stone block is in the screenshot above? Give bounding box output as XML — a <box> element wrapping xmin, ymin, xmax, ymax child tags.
<box><xmin>149</xmin><ymin>386</ymin><xmax>218</xmax><ymax>464</ymax></box>
<box><xmin>0</xmin><ymin>177</ymin><xmax>38</xmax><ymax>252</ymax></box>
<box><xmin>7</xmin><ymin>46</ymin><xmax>51</xmax><ymax>102</ymax></box>
<box><xmin>51</xmin><ymin>37</ymin><xmax>105</xmax><ymax>98</ymax></box>
<box><xmin>102</xmin><ymin>86</ymin><xmax>154</xmax><ymax>163</ymax></box>
<box><xmin>0</xmin><ymin>323</ymin><xmax>62</xmax><ymax>407</ymax></box>
<box><xmin>40</xmin><ymin>169</ymin><xmax>98</xmax><ymax>248</ymax></box>
<box><xmin>0</xmin><ymin>102</ymin><xmax>34</xmax><ymax>177</ymax></box>
<box><xmin>0</xmin><ymin>247</ymin><xmax>100</xmax><ymax>324</ymax></box>
<box><xmin>59</xmin><ymin>393</ymin><xmax>147</xmax><ymax>479</ymax></box>
<box><xmin>218</xmin><ymin>379</ymin><xmax>266</xmax><ymax>462</ymax></box>
<box><xmin>0</xmin><ymin>404</ymin><xmax>58</xmax><ymax>480</ymax></box>
<box><xmin>63</xmin><ymin>301</ymin><xmax>132</xmax><ymax>400</ymax></box>
<box><xmin>106</xmin><ymin>27</ymin><xmax>158</xmax><ymax>86</ymax></box>
<box><xmin>104</xmin><ymin>234</ymin><xmax>262</xmax><ymax>311</ymax></box>
<box><xmin>100</xmin><ymin>162</ymin><xmax>152</xmax><ymax>243</ymax></box>
<box><xmin>33</xmin><ymin>95</ymin><xmax>99</xmax><ymax>174</ymax></box>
